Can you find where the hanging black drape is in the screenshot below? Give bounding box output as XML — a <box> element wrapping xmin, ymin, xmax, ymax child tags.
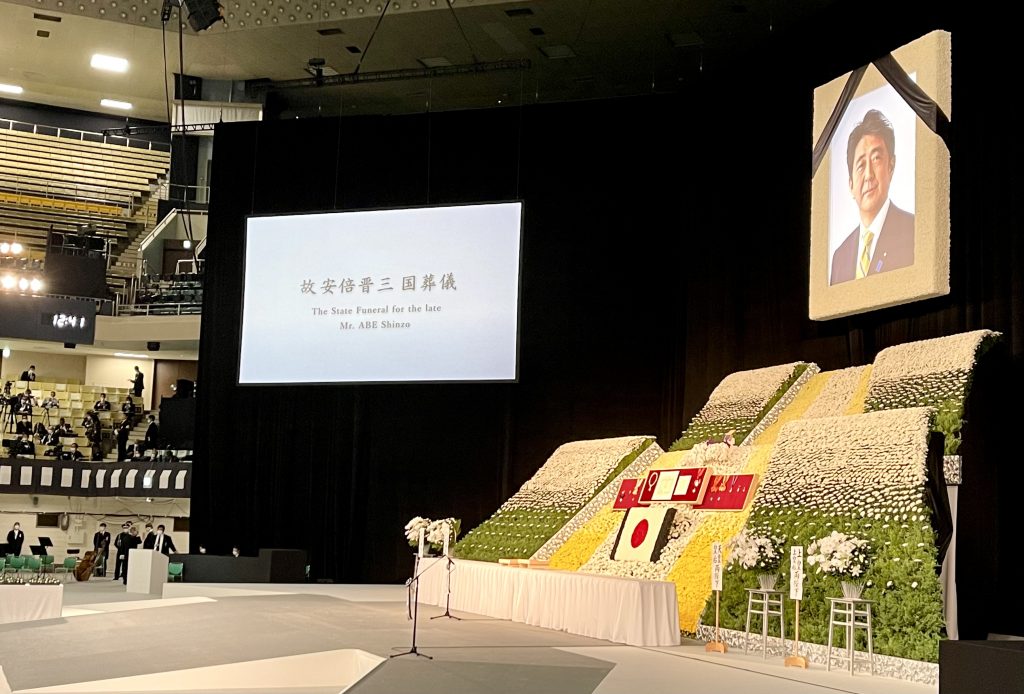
<box><xmin>195</xmin><ymin>3</ymin><xmax>1024</xmax><ymax>640</ymax></box>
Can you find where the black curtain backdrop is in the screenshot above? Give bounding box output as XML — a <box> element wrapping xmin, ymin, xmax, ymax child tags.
<box><xmin>195</xmin><ymin>5</ymin><xmax>1024</xmax><ymax>638</ymax></box>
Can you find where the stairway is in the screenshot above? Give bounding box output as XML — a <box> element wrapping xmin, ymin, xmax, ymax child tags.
<box><xmin>103</xmin><ymin>411</ymin><xmax>156</xmax><ymax>462</ymax></box>
<box><xmin>106</xmin><ymin>195</ymin><xmax>159</xmax><ymax>300</ymax></box>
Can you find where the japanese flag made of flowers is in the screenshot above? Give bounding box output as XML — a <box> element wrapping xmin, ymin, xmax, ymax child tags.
<box><xmin>611</xmin><ymin>506</ymin><xmax>676</xmax><ymax>562</ymax></box>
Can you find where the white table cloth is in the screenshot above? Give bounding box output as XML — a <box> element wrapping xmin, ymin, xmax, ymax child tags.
<box><xmin>417</xmin><ymin>558</ymin><xmax>679</xmax><ymax>646</ymax></box>
<box><xmin>0</xmin><ymin>584</ymin><xmax>63</xmax><ymax>624</ymax></box>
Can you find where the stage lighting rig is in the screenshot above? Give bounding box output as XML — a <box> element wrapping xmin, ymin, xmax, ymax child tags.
<box><xmin>162</xmin><ymin>0</ymin><xmax>224</xmax><ymax>32</ymax></box>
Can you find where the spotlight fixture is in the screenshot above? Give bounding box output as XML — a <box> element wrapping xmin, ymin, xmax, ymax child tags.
<box><xmin>183</xmin><ymin>0</ymin><xmax>225</xmax><ymax>31</ymax></box>
<box><xmin>0</xmin><ymin>273</ymin><xmax>44</xmax><ymax>294</ymax></box>
<box><xmin>10</xmin><ymin>242</ymin><xmax>22</xmax><ymax>255</ymax></box>
<box><xmin>183</xmin><ymin>238</ymin><xmax>192</xmax><ymax>249</ymax></box>
<box><xmin>0</xmin><ymin>243</ymin><xmax>8</xmax><ymax>254</ymax></box>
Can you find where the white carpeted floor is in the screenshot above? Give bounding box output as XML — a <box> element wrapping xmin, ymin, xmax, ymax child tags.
<box><xmin>0</xmin><ymin>582</ymin><xmax>936</xmax><ymax>694</ymax></box>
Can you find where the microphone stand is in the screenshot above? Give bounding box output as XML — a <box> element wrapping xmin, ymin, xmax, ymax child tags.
<box><xmin>390</xmin><ymin>554</ymin><xmax>441</xmax><ymax>660</ymax></box>
<box><xmin>430</xmin><ymin>554</ymin><xmax>461</xmax><ymax>621</ymax></box>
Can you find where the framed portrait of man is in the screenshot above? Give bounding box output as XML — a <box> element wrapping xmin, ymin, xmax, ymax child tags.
<box><xmin>809</xmin><ymin>30</ymin><xmax>951</xmax><ymax>321</ymax></box>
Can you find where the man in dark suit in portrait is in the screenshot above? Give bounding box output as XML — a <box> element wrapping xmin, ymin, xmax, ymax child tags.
<box><xmin>830</xmin><ymin>109</ymin><xmax>915</xmax><ymax>285</ymax></box>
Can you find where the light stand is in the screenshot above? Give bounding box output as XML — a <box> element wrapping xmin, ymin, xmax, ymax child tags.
<box><xmin>430</xmin><ymin>555</ymin><xmax>461</xmax><ymax>621</ymax></box>
<box><xmin>390</xmin><ymin>554</ymin><xmax>435</xmax><ymax>660</ymax></box>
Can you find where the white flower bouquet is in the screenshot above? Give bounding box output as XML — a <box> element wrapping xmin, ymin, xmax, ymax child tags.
<box><xmin>404</xmin><ymin>516</ymin><xmax>431</xmax><ymax>547</ymax></box>
<box><xmin>807</xmin><ymin>531</ymin><xmax>872</xmax><ymax>579</ymax></box>
<box><xmin>405</xmin><ymin>516</ymin><xmax>461</xmax><ymax>552</ymax></box>
<box><xmin>727</xmin><ymin>529</ymin><xmax>783</xmax><ymax>573</ymax></box>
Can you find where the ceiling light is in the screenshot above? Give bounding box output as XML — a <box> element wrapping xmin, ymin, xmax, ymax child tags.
<box><xmin>0</xmin><ymin>276</ymin><xmax>13</xmax><ymax>289</ymax></box>
<box><xmin>10</xmin><ymin>242</ymin><xmax>22</xmax><ymax>254</ymax></box>
<box><xmin>0</xmin><ymin>243</ymin><xmax>9</xmax><ymax>254</ymax></box>
<box><xmin>183</xmin><ymin>239</ymin><xmax>192</xmax><ymax>249</ymax></box>
<box><xmin>91</xmin><ymin>54</ymin><xmax>129</xmax><ymax>72</ymax></box>
<box><xmin>17</xmin><ymin>278</ymin><xmax>29</xmax><ymax>291</ymax></box>
<box><xmin>0</xmin><ymin>84</ymin><xmax>24</xmax><ymax>95</ymax></box>
<box><xmin>114</xmin><ymin>352</ymin><xmax>151</xmax><ymax>359</ymax></box>
<box><xmin>30</xmin><ymin>278</ymin><xmax>43</xmax><ymax>292</ymax></box>
<box><xmin>100</xmin><ymin>98</ymin><xmax>133</xmax><ymax>110</ymax></box>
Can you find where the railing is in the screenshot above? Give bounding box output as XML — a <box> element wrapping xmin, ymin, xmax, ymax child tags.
<box><xmin>0</xmin><ymin>172</ymin><xmax>136</xmax><ymax>212</ymax></box>
<box><xmin>117</xmin><ymin>302</ymin><xmax>202</xmax><ymax>317</ymax></box>
<box><xmin>0</xmin><ymin>118</ymin><xmax>171</xmax><ymax>152</ymax></box>
<box><xmin>161</xmin><ymin>182</ymin><xmax>211</xmax><ymax>205</ymax></box>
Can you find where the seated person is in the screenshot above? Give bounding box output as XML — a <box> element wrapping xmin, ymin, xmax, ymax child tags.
<box><xmin>54</xmin><ymin>417</ymin><xmax>74</xmax><ymax>438</ymax></box>
<box><xmin>15</xmin><ymin>414</ymin><xmax>32</xmax><ymax>436</ymax></box>
<box><xmin>40</xmin><ymin>391</ymin><xmax>60</xmax><ymax>410</ymax></box>
<box><xmin>33</xmin><ymin>421</ymin><xmax>49</xmax><ymax>442</ymax></box>
<box><xmin>18</xmin><ymin>390</ymin><xmax>35</xmax><ymax>416</ymax></box>
<box><xmin>60</xmin><ymin>442</ymin><xmax>85</xmax><ymax>461</ymax></box>
<box><xmin>93</xmin><ymin>393</ymin><xmax>111</xmax><ymax>411</ymax></box>
<box><xmin>12</xmin><ymin>435</ymin><xmax>35</xmax><ymax>457</ymax></box>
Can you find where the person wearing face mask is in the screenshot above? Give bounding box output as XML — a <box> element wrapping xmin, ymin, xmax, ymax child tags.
<box><xmin>142</xmin><ymin>523</ymin><xmax>155</xmax><ymax>550</ymax></box>
<box><xmin>152</xmin><ymin>525</ymin><xmax>177</xmax><ymax>555</ymax></box>
<box><xmin>6</xmin><ymin>522</ymin><xmax>25</xmax><ymax>556</ymax></box>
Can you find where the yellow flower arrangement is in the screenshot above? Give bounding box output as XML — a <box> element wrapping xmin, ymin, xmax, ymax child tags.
<box><xmin>666</xmin><ymin>443</ymin><xmax>773</xmax><ymax>630</ymax></box>
<box><xmin>752</xmin><ymin>372</ymin><xmax>830</xmax><ymax>447</ymax></box>
<box><xmin>548</xmin><ymin>504</ymin><xmax>620</xmax><ymax>571</ymax></box>
<box><xmin>844</xmin><ymin>365</ymin><xmax>873</xmax><ymax>415</ymax></box>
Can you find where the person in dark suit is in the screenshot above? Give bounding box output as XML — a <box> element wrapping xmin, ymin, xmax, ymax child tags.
<box><xmin>113</xmin><ymin>523</ymin><xmax>131</xmax><ymax>580</ymax></box>
<box><xmin>152</xmin><ymin>525</ymin><xmax>177</xmax><ymax>555</ymax></box>
<box><xmin>19</xmin><ymin>366</ymin><xmax>36</xmax><ymax>382</ymax></box>
<box><xmin>93</xmin><ymin>523</ymin><xmax>111</xmax><ymax>577</ymax></box>
<box><xmin>61</xmin><ymin>442</ymin><xmax>85</xmax><ymax>461</ymax></box>
<box><xmin>94</xmin><ymin>393</ymin><xmax>111</xmax><ymax>411</ymax></box>
<box><xmin>830</xmin><ymin>109</ymin><xmax>915</xmax><ymax>286</ymax></box>
<box><xmin>121</xmin><ymin>526</ymin><xmax>142</xmax><ymax>585</ymax></box>
<box><xmin>130</xmin><ymin>366</ymin><xmax>144</xmax><ymax>399</ymax></box>
<box><xmin>141</xmin><ymin>415</ymin><xmax>158</xmax><ymax>454</ymax></box>
<box><xmin>142</xmin><ymin>523</ymin><xmax>155</xmax><ymax>550</ymax></box>
<box><xmin>16</xmin><ymin>415</ymin><xmax>32</xmax><ymax>436</ymax></box>
<box><xmin>6</xmin><ymin>522</ymin><xmax>24</xmax><ymax>556</ymax></box>
<box><xmin>116</xmin><ymin>419</ymin><xmax>132</xmax><ymax>461</ymax></box>
<box><xmin>12</xmin><ymin>435</ymin><xmax>34</xmax><ymax>456</ymax></box>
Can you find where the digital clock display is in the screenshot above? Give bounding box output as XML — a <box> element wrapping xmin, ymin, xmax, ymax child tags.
<box><xmin>51</xmin><ymin>313</ymin><xmax>88</xmax><ymax>330</ymax></box>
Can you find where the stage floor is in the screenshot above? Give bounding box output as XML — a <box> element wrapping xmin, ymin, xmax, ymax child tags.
<box><xmin>0</xmin><ymin>581</ymin><xmax>936</xmax><ymax>694</ymax></box>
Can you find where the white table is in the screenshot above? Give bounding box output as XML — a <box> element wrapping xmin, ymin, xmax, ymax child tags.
<box><xmin>0</xmin><ymin>584</ymin><xmax>63</xmax><ymax>624</ymax></box>
<box><xmin>417</xmin><ymin>558</ymin><xmax>680</xmax><ymax>646</ymax></box>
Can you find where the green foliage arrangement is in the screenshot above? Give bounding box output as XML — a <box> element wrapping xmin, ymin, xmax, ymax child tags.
<box><xmin>669</xmin><ymin>363</ymin><xmax>809</xmax><ymax>451</ymax></box>
<box><xmin>453</xmin><ymin>439</ymin><xmax>654</xmax><ymax>562</ymax></box>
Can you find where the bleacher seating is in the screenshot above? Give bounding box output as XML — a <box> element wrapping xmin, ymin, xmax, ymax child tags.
<box><xmin>0</xmin><ymin>379</ymin><xmax>139</xmax><ymax>459</ymax></box>
<box><xmin>0</xmin><ymin>121</ymin><xmax>170</xmax><ymax>258</ymax></box>
<box><xmin>127</xmin><ymin>273</ymin><xmax>204</xmax><ymax>315</ymax></box>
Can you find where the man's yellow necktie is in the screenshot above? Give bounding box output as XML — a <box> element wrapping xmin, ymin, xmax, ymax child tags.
<box><xmin>857</xmin><ymin>231</ymin><xmax>874</xmax><ymax>279</ymax></box>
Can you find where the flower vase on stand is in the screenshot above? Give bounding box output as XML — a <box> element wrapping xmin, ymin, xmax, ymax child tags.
<box><xmin>757</xmin><ymin>573</ymin><xmax>778</xmax><ymax>591</ymax></box>
<box><xmin>841</xmin><ymin>580</ymin><xmax>865</xmax><ymax>599</ymax></box>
